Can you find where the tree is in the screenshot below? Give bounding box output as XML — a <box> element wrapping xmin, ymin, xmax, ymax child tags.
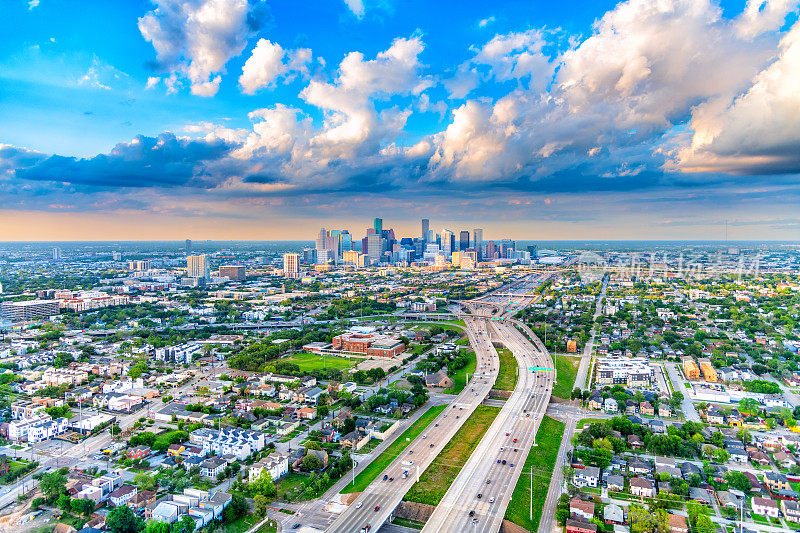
<box><xmin>107</xmin><ymin>505</ymin><xmax>145</xmax><ymax>533</ymax></box>
<box><xmin>726</xmin><ymin>471</ymin><xmax>751</xmax><ymax>494</ymax></box>
<box><xmin>144</xmin><ymin>521</ymin><xmax>171</xmax><ymax>533</ymax></box>
<box><xmin>172</xmin><ymin>515</ymin><xmax>196</xmax><ymax>533</ymax></box>
<box><xmin>223</xmin><ymin>493</ymin><xmax>248</xmax><ymax>523</ymax></box>
<box><xmin>303</xmin><ymin>453</ymin><xmax>323</xmax><ymax>471</ymax></box>
<box><xmin>39</xmin><ymin>471</ymin><xmax>67</xmax><ymax>503</ymax></box>
<box><xmin>71</xmin><ymin>497</ymin><xmax>95</xmax><ymax>517</ymax></box>
<box><xmin>251</xmin><ymin>470</ymin><xmax>277</xmax><ymax>498</ymax></box>
<box><xmin>134</xmin><ymin>472</ymin><xmax>157</xmax><ymax>491</ymax></box>
<box><xmin>254</xmin><ymin>494</ymin><xmax>270</xmax><ymax>516</ymax></box>
<box><xmin>57</xmin><ymin>493</ymin><xmax>72</xmax><ymax>512</ymax></box>
<box><xmin>739</xmin><ymin>397</ymin><xmax>760</xmax><ymax>415</ymax></box>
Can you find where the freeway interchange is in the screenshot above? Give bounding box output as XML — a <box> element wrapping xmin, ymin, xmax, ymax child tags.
<box><xmin>324</xmin><ymin>273</ymin><xmax>555</xmax><ymax>533</ymax></box>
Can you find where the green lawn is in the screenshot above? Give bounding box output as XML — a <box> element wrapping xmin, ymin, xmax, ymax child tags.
<box><xmin>576</xmin><ymin>418</ymin><xmax>606</xmax><ymax>429</ymax></box>
<box><xmin>552</xmin><ymin>355</ymin><xmax>580</xmax><ymax>399</ymax></box>
<box><xmin>443</xmin><ymin>349</ymin><xmax>476</xmax><ymax>394</ymax></box>
<box><xmin>342</xmin><ymin>405</ymin><xmax>447</xmax><ymax>493</ymax></box>
<box><xmin>504</xmin><ymin>415</ymin><xmax>566</xmax><ymax>532</ymax></box>
<box><xmin>405</xmin><ymin>405</ymin><xmax>500</xmax><ymax>505</ymax></box>
<box><xmin>494</xmin><ymin>348</ymin><xmax>518</xmax><ymax>391</ymax></box>
<box><xmin>279</xmin><ymin>351</ymin><xmax>354</xmax><ymax>372</ymax></box>
<box><xmin>276</xmin><ymin>473</ymin><xmax>311</xmax><ymax>501</ymax></box>
<box><xmin>225</xmin><ymin>513</ymin><xmax>278</xmax><ymax>533</ymax></box>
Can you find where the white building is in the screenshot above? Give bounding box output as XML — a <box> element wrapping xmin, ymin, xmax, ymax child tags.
<box><xmin>249</xmin><ymin>453</ymin><xmax>289</xmax><ymax>482</ymax></box>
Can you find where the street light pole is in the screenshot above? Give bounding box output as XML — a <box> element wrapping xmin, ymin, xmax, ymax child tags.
<box><xmin>529</xmin><ymin>464</ymin><xmax>533</xmax><ymax>521</ymax></box>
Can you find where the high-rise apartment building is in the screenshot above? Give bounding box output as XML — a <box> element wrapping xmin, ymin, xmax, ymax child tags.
<box><xmin>473</xmin><ymin>228</ymin><xmax>483</xmax><ymax>260</ymax></box>
<box><xmin>421</xmin><ymin>219</ymin><xmax>429</xmax><ymax>241</ymax></box>
<box><xmin>219</xmin><ymin>265</ymin><xmax>246</xmax><ymax>281</ymax></box>
<box><xmin>440</xmin><ymin>230</ymin><xmax>453</xmax><ymax>254</ymax></box>
<box><xmin>185</xmin><ymin>239</ymin><xmax>192</xmax><ymax>254</ymax></box>
<box><xmin>302</xmin><ymin>248</ymin><xmax>316</xmax><ymax>264</ymax></box>
<box><xmin>343</xmin><ymin>250</ymin><xmax>362</xmax><ymax>267</ymax></box>
<box><xmin>1</xmin><ymin>300</ymin><xmax>60</xmax><ymax>322</ymax></box>
<box><xmin>283</xmin><ymin>253</ymin><xmax>300</xmax><ymax>278</ymax></box>
<box><xmin>315</xmin><ymin>228</ymin><xmax>327</xmax><ymax>252</ymax></box>
<box><xmin>128</xmin><ymin>260</ymin><xmax>151</xmax><ymax>271</ymax></box>
<box><xmin>459</xmin><ymin>231</ymin><xmax>470</xmax><ymax>251</ymax></box>
<box><xmin>186</xmin><ymin>254</ymin><xmax>210</xmax><ymax>280</ymax></box>
<box><xmin>52</xmin><ymin>247</ymin><xmax>62</xmax><ymax>261</ymax></box>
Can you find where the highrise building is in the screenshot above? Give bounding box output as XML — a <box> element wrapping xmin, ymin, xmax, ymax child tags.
<box><xmin>373</xmin><ymin>218</ymin><xmax>383</xmax><ymax>234</ymax></box>
<box><xmin>343</xmin><ymin>250</ymin><xmax>362</xmax><ymax>267</ymax></box>
<box><xmin>367</xmin><ymin>233</ymin><xmax>382</xmax><ymax>263</ymax></box>
<box><xmin>421</xmin><ymin>219</ymin><xmax>429</xmax><ymax>241</ymax></box>
<box><xmin>186</xmin><ymin>254</ymin><xmax>210</xmax><ymax>280</ymax></box>
<box><xmin>440</xmin><ymin>230</ymin><xmax>454</xmax><ymax>254</ymax></box>
<box><xmin>459</xmin><ymin>231</ymin><xmax>470</xmax><ymax>251</ymax></box>
<box><xmin>52</xmin><ymin>247</ymin><xmax>62</xmax><ymax>261</ymax></box>
<box><xmin>473</xmin><ymin>228</ymin><xmax>483</xmax><ymax>260</ymax></box>
<box><xmin>341</xmin><ymin>231</ymin><xmax>353</xmax><ymax>253</ymax></box>
<box><xmin>302</xmin><ymin>248</ymin><xmax>316</xmax><ymax>264</ymax></box>
<box><xmin>185</xmin><ymin>239</ymin><xmax>192</xmax><ymax>254</ymax></box>
<box><xmin>527</xmin><ymin>245</ymin><xmax>538</xmax><ymax>259</ymax></box>
<box><xmin>315</xmin><ymin>228</ymin><xmax>327</xmax><ymax>252</ymax></box>
<box><xmin>283</xmin><ymin>253</ymin><xmax>300</xmax><ymax>278</ymax></box>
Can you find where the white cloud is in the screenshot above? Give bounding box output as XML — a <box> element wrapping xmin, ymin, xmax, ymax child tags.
<box><xmin>343</xmin><ymin>0</ymin><xmax>365</xmax><ymax>18</ymax></box>
<box><xmin>479</xmin><ymin>16</ymin><xmax>496</xmax><ymax>28</ymax></box>
<box><xmin>28</xmin><ymin>0</ymin><xmax>39</xmax><ymax>10</ymax></box>
<box><xmin>138</xmin><ymin>0</ymin><xmax>268</xmax><ymax>97</ymax></box>
<box><xmin>672</xmin><ymin>21</ymin><xmax>800</xmax><ymax>173</ymax></box>
<box><xmin>239</xmin><ymin>39</ymin><xmax>286</xmax><ymax>94</ymax></box>
<box><xmin>77</xmin><ymin>56</ymin><xmax>126</xmax><ymax>90</ymax></box>
<box><xmin>145</xmin><ymin>76</ymin><xmax>160</xmax><ymax>89</ymax></box>
<box><xmin>735</xmin><ymin>0</ymin><xmax>799</xmax><ymax>39</ymax></box>
<box><xmin>473</xmin><ymin>29</ymin><xmax>554</xmax><ymax>86</ymax></box>
<box><xmin>238</xmin><ymin>39</ymin><xmax>313</xmax><ymax>94</ymax></box>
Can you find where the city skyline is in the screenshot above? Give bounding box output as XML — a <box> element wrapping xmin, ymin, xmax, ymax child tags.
<box><xmin>2</xmin><ymin>0</ymin><xmax>800</xmax><ymax>241</ymax></box>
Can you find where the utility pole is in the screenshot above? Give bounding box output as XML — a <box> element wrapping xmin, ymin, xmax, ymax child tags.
<box><xmin>529</xmin><ymin>463</ymin><xmax>533</xmax><ymax>521</ymax></box>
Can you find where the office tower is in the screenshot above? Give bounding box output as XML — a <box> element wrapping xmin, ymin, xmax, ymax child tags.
<box><xmin>373</xmin><ymin>218</ymin><xmax>383</xmax><ymax>234</ymax></box>
<box><xmin>486</xmin><ymin>241</ymin><xmax>496</xmax><ymax>259</ymax></box>
<box><xmin>187</xmin><ymin>254</ymin><xmax>210</xmax><ymax>279</ymax></box>
<box><xmin>451</xmin><ymin>251</ymin><xmax>463</xmax><ymax>267</ymax></box>
<box><xmin>128</xmin><ymin>260</ymin><xmax>150</xmax><ymax>271</ymax></box>
<box><xmin>367</xmin><ymin>233</ymin><xmax>382</xmax><ymax>263</ymax></box>
<box><xmin>527</xmin><ymin>245</ymin><xmax>538</xmax><ymax>259</ymax></box>
<box><xmin>421</xmin><ymin>219</ymin><xmax>429</xmax><ymax>241</ymax></box>
<box><xmin>1</xmin><ymin>300</ymin><xmax>60</xmax><ymax>322</ymax></box>
<box><xmin>328</xmin><ymin>230</ymin><xmax>342</xmax><ymax>264</ymax></box>
<box><xmin>185</xmin><ymin>239</ymin><xmax>192</xmax><ymax>254</ymax></box>
<box><xmin>440</xmin><ymin>230</ymin><xmax>453</xmax><ymax>254</ymax></box>
<box><xmin>341</xmin><ymin>231</ymin><xmax>353</xmax><ymax>253</ymax></box>
<box><xmin>302</xmin><ymin>248</ymin><xmax>316</xmax><ymax>264</ymax></box>
<box><xmin>343</xmin><ymin>250</ymin><xmax>362</xmax><ymax>267</ymax></box>
<box><xmin>283</xmin><ymin>253</ymin><xmax>300</xmax><ymax>278</ymax></box>
<box><xmin>219</xmin><ymin>265</ymin><xmax>246</xmax><ymax>281</ymax></box>
<box><xmin>112</xmin><ymin>252</ymin><xmax>122</xmax><ymax>261</ymax></box>
<box><xmin>459</xmin><ymin>231</ymin><xmax>470</xmax><ymax>251</ymax></box>
<box><xmin>315</xmin><ymin>228</ymin><xmax>327</xmax><ymax>252</ymax></box>
<box><xmin>427</xmin><ymin>229</ymin><xmax>435</xmax><ymax>243</ymax></box>
<box><xmin>473</xmin><ymin>228</ymin><xmax>483</xmax><ymax>260</ymax></box>
<box><xmin>52</xmin><ymin>247</ymin><xmax>62</xmax><ymax>261</ymax></box>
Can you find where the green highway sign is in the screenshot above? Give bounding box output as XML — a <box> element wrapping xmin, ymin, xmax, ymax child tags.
<box><xmin>530</xmin><ymin>366</ymin><xmax>554</xmax><ymax>372</ymax></box>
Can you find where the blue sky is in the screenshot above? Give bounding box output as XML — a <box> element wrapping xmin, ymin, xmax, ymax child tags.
<box><xmin>1</xmin><ymin>0</ymin><xmax>800</xmax><ymax>240</ymax></box>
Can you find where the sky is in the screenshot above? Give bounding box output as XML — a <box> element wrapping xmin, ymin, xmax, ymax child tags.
<box><xmin>1</xmin><ymin>0</ymin><xmax>800</xmax><ymax>242</ymax></box>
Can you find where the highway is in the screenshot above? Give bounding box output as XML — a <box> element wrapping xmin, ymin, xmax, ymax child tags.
<box><xmin>325</xmin><ymin>316</ymin><xmax>501</xmax><ymax>533</ymax></box>
<box><xmin>420</xmin><ymin>316</ymin><xmax>553</xmax><ymax>533</ymax></box>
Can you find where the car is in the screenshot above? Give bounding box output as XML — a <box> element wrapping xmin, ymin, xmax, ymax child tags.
<box><xmin>469</xmin><ymin>510</ymin><xmax>475</xmax><ymax>517</ymax></box>
<box><xmin>509</xmin><ymin>463</ymin><xmax>514</xmax><ymax>467</ymax></box>
<box><xmin>489</xmin><ymin>497</ymin><xmax>495</xmax><ymax>503</ymax></box>
<box><xmin>375</xmin><ymin>506</ymin><xmax>380</xmax><ymax>512</ymax></box>
<box><xmin>514</xmin><ymin>448</ymin><xmax>518</xmax><ymax>452</ymax></box>
<box><xmin>513</xmin><ymin>438</ymin><xmax>517</xmax><ymax>443</ymax></box>
<box><xmin>383</xmin><ymin>474</ymin><xmax>388</xmax><ymax>480</ymax></box>
<box><xmin>472</xmin><ymin>518</ymin><xmax>479</xmax><ymax>524</ymax></box>
<box><xmin>292</xmin><ymin>525</ymin><xmax>301</xmax><ymax>530</ymax></box>
<box><xmin>486</xmin><ymin>479</ymin><xmax>491</xmax><ymax>484</ymax></box>
<box><xmin>500</xmin><ymin>447</ymin><xmax>504</xmax><ymax>451</ymax></box>
<box><xmin>477</xmin><ymin>493</ymin><xmax>482</xmax><ymax>499</ymax></box>
<box><xmin>434</xmin><ymin>423</ymin><xmax>438</xmax><ymax>427</ymax></box>
<box><xmin>430</xmin><ymin>443</ymin><xmax>434</xmax><ymax>447</ymax></box>
<box><xmin>422</xmin><ymin>435</ymin><xmax>426</xmax><ymax>439</ymax></box>
<box><xmin>497</xmin><ymin>459</ymin><xmax>501</xmax><ymax>463</ymax></box>
<box><xmin>456</xmin><ymin>415</ymin><xmax>459</xmax><ymax>419</ymax></box>
<box><xmin>356</xmin><ymin>502</ymin><xmax>362</xmax><ymax>508</ymax></box>
<box><xmin>502</xmin><ymin>459</ymin><xmax>507</xmax><ymax>465</ymax></box>
<box><xmin>389</xmin><ymin>477</ymin><xmax>394</xmax><ymax>482</ymax></box>
<box><xmin>408</xmin><ymin>450</ymin><xmax>413</xmax><ymax>454</ymax></box>
<box><xmin>506</xmin><ymin>432</ymin><xmax>510</xmax><ymax>436</ymax></box>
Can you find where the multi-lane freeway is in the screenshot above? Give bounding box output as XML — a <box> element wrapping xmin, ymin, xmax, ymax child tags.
<box><xmin>421</xmin><ymin>314</ymin><xmax>554</xmax><ymax>533</ymax></box>
<box><xmin>325</xmin><ymin>316</ymin><xmax>501</xmax><ymax>533</ymax></box>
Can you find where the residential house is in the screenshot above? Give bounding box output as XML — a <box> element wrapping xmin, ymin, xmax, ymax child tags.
<box><xmin>603</xmin><ymin>397</ymin><xmax>618</xmax><ymax>413</ymax></box>
<box><xmin>574</xmin><ymin>466</ymin><xmax>600</xmax><ymax>488</ymax></box>
<box><xmin>668</xmin><ymin>513</ymin><xmax>688</xmax><ymax>533</ymax></box>
<box><xmin>640</xmin><ymin>402</ymin><xmax>654</xmax><ymax>416</ymax></box>
<box><xmin>763</xmin><ymin>471</ymin><xmax>790</xmax><ymax>493</ymax></box>
<box><xmin>126</xmin><ymin>446</ymin><xmax>151</xmax><ymax>460</ymax></box>
<box><xmin>566</xmin><ymin>520</ymin><xmax>598</xmax><ymax>533</ymax></box>
<box><xmin>604</xmin><ymin>504</ymin><xmax>624</xmax><ymax>525</ymax></box>
<box><xmin>249</xmin><ymin>453</ymin><xmax>289</xmax><ymax>482</ymax></box>
<box><xmin>200</xmin><ymin>457</ymin><xmax>226</xmax><ymax>480</ymax></box>
<box><xmin>781</xmin><ymin>500</ymin><xmax>800</xmax><ymax>523</ymax></box>
<box><xmin>606</xmin><ymin>474</ymin><xmax>624</xmax><ymax>492</ymax></box>
<box><xmin>570</xmin><ymin>498</ymin><xmax>595</xmax><ymax>521</ymax></box>
<box><xmin>630</xmin><ymin>477</ymin><xmax>654</xmax><ymax>498</ymax></box>
<box><xmin>751</xmin><ymin>497</ymin><xmax>779</xmax><ymax>518</ymax></box>
<box><xmin>109</xmin><ymin>485</ymin><xmax>137</xmax><ymax>507</ymax></box>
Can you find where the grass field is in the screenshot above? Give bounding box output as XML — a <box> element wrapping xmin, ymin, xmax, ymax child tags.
<box><xmin>494</xmin><ymin>348</ymin><xmax>518</xmax><ymax>391</ymax></box>
<box><xmin>504</xmin><ymin>415</ymin><xmax>566</xmax><ymax>532</ymax></box>
<box><xmin>552</xmin><ymin>355</ymin><xmax>580</xmax><ymax>399</ymax></box>
<box><xmin>280</xmin><ymin>351</ymin><xmax>354</xmax><ymax>372</ymax></box>
<box><xmin>443</xmin><ymin>348</ymin><xmax>476</xmax><ymax>394</ymax></box>
<box><xmin>405</xmin><ymin>405</ymin><xmax>500</xmax><ymax>505</ymax></box>
<box><xmin>342</xmin><ymin>404</ymin><xmax>447</xmax><ymax>493</ymax></box>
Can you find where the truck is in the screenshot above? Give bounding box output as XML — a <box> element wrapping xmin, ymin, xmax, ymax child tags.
<box><xmin>401</xmin><ymin>460</ymin><xmax>413</xmax><ymax>466</ymax></box>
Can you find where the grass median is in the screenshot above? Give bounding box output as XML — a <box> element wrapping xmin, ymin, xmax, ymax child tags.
<box><xmin>505</xmin><ymin>415</ymin><xmax>566</xmax><ymax>532</ymax></box>
<box><xmin>342</xmin><ymin>404</ymin><xmax>447</xmax><ymax>493</ymax></box>
<box><xmin>494</xmin><ymin>348</ymin><xmax>518</xmax><ymax>391</ymax></box>
<box><xmin>404</xmin><ymin>405</ymin><xmax>501</xmax><ymax>505</ymax></box>
<box><xmin>443</xmin><ymin>348</ymin><xmax>476</xmax><ymax>394</ymax></box>
<box><xmin>552</xmin><ymin>355</ymin><xmax>580</xmax><ymax>399</ymax></box>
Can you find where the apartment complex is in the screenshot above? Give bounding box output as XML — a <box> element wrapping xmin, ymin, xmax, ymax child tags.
<box><xmin>595</xmin><ymin>357</ymin><xmax>654</xmax><ymax>387</ymax></box>
<box><xmin>332</xmin><ymin>331</ymin><xmax>405</xmax><ymax>358</ymax></box>
<box><xmin>0</xmin><ymin>299</ymin><xmax>59</xmax><ymax>322</ymax></box>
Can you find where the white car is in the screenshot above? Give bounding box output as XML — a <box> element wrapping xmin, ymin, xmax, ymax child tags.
<box><xmin>489</xmin><ymin>497</ymin><xmax>495</xmax><ymax>503</ymax></box>
<box><xmin>356</xmin><ymin>502</ymin><xmax>362</xmax><ymax>509</ymax></box>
